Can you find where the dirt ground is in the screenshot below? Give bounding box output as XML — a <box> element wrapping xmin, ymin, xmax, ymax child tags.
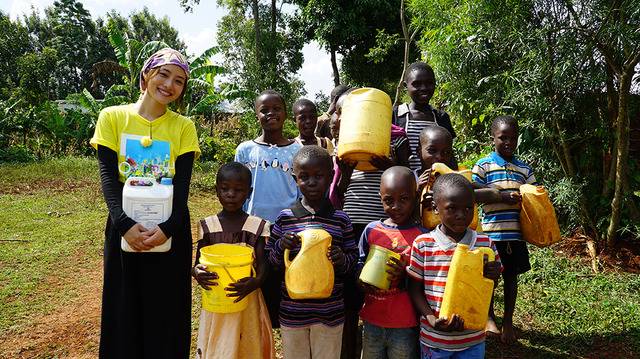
<box><xmin>1</xmin><ymin>234</ymin><xmax>638</xmax><ymax>358</ymax></box>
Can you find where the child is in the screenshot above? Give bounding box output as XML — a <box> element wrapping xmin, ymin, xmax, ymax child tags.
<box><xmin>234</xmin><ymin>89</ymin><xmax>303</xmax><ymax>224</ymax></box>
<box><xmin>392</xmin><ymin>61</ymin><xmax>457</xmax><ymax>171</ymax></box>
<box><xmin>291</xmin><ymin>98</ymin><xmax>334</xmax><ymax>153</ymax></box>
<box><xmin>235</xmin><ymin>89</ymin><xmax>303</xmax><ymax>327</ymax></box>
<box><xmin>329</xmin><ymin>115</ymin><xmax>340</xmax><ymax>151</ymax></box>
<box><xmin>407</xmin><ymin>173</ymin><xmax>502</xmax><ymax>358</ymax></box>
<box><xmin>357</xmin><ymin>166</ymin><xmax>428</xmax><ymax>359</ymax></box>
<box><xmin>316</xmin><ymin>84</ymin><xmax>351</xmax><ymax>139</ymax></box>
<box><xmin>192</xmin><ymin>162</ymin><xmax>275</xmax><ymax>359</ymax></box>
<box><xmin>472</xmin><ymin>115</ymin><xmax>536</xmax><ymax>343</ymax></box>
<box><xmin>336</xmin><ymin>87</ymin><xmax>410</xmax><ymax>359</ymax></box>
<box><xmin>265</xmin><ymin>146</ymin><xmax>359</xmax><ymax>359</ymax></box>
<box><xmin>90</xmin><ymin>48</ymin><xmax>200</xmax><ymax>358</ymax></box>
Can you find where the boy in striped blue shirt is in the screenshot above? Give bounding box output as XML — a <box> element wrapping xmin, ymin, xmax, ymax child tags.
<box><xmin>472</xmin><ymin>116</ymin><xmax>536</xmax><ymax>344</ymax></box>
<box><xmin>266</xmin><ymin>145</ymin><xmax>358</xmax><ymax>359</ymax></box>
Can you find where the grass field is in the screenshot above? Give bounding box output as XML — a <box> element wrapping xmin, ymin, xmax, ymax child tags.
<box><xmin>0</xmin><ymin>157</ymin><xmax>639</xmax><ymax>358</ymax></box>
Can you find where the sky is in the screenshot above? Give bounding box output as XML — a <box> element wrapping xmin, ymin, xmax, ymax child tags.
<box><xmin>3</xmin><ymin>0</ymin><xmax>338</xmax><ymax>99</ymax></box>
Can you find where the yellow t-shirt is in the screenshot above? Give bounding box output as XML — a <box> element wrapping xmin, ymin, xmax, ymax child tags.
<box><xmin>90</xmin><ymin>104</ymin><xmax>201</xmax><ymax>183</ymax></box>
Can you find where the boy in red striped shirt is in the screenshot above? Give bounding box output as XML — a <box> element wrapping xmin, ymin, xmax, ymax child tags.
<box><xmin>407</xmin><ymin>173</ymin><xmax>502</xmax><ymax>358</ymax></box>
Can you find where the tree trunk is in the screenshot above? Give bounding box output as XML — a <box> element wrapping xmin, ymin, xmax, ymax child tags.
<box><xmin>271</xmin><ymin>0</ymin><xmax>276</xmax><ymax>35</ymax></box>
<box><xmin>602</xmin><ymin>62</ymin><xmax>618</xmax><ymax>198</ymax></box>
<box><xmin>393</xmin><ymin>0</ymin><xmax>417</xmax><ymax>106</ymax></box>
<box><xmin>330</xmin><ymin>46</ymin><xmax>340</xmax><ymax>86</ymax></box>
<box><xmin>253</xmin><ymin>0</ymin><xmax>260</xmax><ymax>66</ymax></box>
<box><xmin>605</xmin><ymin>72</ymin><xmax>632</xmax><ymax>246</ymax></box>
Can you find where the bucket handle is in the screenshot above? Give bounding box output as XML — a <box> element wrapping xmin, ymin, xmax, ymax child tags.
<box><xmin>214</xmin><ymin>260</ymin><xmax>255</xmax><ymax>283</ymax></box>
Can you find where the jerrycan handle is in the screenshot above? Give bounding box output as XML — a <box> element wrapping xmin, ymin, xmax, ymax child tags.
<box><xmin>474</xmin><ymin>246</ymin><xmax>495</xmax><ymax>263</ymax></box>
<box><xmin>284</xmin><ymin>232</ymin><xmax>303</xmax><ymax>270</ymax></box>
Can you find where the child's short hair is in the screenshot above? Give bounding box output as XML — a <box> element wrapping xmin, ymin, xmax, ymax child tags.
<box><xmin>381</xmin><ymin>166</ymin><xmax>416</xmax><ymax>192</ymax></box>
<box><xmin>292</xmin><ymin>99</ymin><xmax>316</xmax><ymax>116</ymax></box>
<box><xmin>256</xmin><ymin>90</ymin><xmax>286</xmax><ymax>113</ymax></box>
<box><xmin>405</xmin><ymin>61</ymin><xmax>435</xmax><ymax>80</ymax></box>
<box><xmin>293</xmin><ymin>145</ymin><xmax>332</xmax><ymax>172</ymax></box>
<box><xmin>432</xmin><ymin>173</ymin><xmax>474</xmax><ymax>203</ymax></box>
<box><xmin>491</xmin><ymin>115</ymin><xmax>519</xmax><ymax>134</ymax></box>
<box><xmin>217</xmin><ymin>161</ymin><xmax>252</xmax><ymax>186</ymax></box>
<box><xmin>419</xmin><ymin>126</ymin><xmax>453</xmax><ymax>147</ymax></box>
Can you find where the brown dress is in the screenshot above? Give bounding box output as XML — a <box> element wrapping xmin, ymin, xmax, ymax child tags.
<box><xmin>195</xmin><ymin>215</ymin><xmax>275</xmax><ymax>359</ymax></box>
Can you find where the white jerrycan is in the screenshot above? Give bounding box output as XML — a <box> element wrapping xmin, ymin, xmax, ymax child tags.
<box><xmin>121</xmin><ymin>177</ymin><xmax>173</xmax><ymax>252</ymax></box>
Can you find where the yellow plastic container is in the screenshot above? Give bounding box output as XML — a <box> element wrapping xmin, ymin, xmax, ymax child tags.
<box><xmin>520</xmin><ymin>184</ymin><xmax>562</xmax><ymax>247</ymax></box>
<box><xmin>440</xmin><ymin>244</ymin><xmax>495</xmax><ymax>330</ymax></box>
<box><xmin>337</xmin><ymin>88</ymin><xmax>392</xmax><ymax>171</ymax></box>
<box><xmin>284</xmin><ymin>225</ymin><xmax>334</xmax><ymax>299</ymax></box>
<box><xmin>420</xmin><ymin>163</ymin><xmax>478</xmax><ymax>230</ymax></box>
<box><xmin>359</xmin><ymin>245</ymin><xmax>402</xmax><ymax>290</ymax></box>
<box><xmin>199</xmin><ymin>244</ymin><xmax>254</xmax><ymax>313</ymax></box>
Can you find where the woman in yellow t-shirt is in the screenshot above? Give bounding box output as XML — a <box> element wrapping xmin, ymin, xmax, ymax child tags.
<box><xmin>90</xmin><ymin>48</ymin><xmax>200</xmax><ymax>359</ymax></box>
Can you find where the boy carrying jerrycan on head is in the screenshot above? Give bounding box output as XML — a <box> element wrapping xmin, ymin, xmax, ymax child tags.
<box><xmin>408</xmin><ymin>173</ymin><xmax>502</xmax><ymax>359</ymax></box>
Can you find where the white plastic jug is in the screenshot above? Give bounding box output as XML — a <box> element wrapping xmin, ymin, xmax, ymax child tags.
<box><xmin>121</xmin><ymin>177</ymin><xmax>173</xmax><ymax>252</ymax></box>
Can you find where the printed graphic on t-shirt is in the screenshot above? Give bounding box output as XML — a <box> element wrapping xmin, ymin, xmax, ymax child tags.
<box><xmin>118</xmin><ymin>133</ymin><xmax>173</xmax><ymax>181</ymax></box>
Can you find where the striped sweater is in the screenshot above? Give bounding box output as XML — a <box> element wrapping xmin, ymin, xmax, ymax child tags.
<box><xmin>407</xmin><ymin>226</ymin><xmax>501</xmax><ymax>350</ymax></box>
<box><xmin>266</xmin><ymin>199</ymin><xmax>358</xmax><ymax>327</ymax></box>
<box><xmin>472</xmin><ymin>152</ymin><xmax>537</xmax><ymax>241</ymax></box>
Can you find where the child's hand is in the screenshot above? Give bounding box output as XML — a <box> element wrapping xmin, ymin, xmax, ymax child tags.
<box><xmin>356</xmin><ymin>278</ymin><xmax>377</xmax><ymax>295</ymax></box>
<box><xmin>192</xmin><ymin>264</ymin><xmax>218</xmax><ymax>290</ymax></box>
<box><xmin>386</xmin><ymin>255</ymin><xmax>408</xmax><ymax>282</ymax></box>
<box><xmin>417</xmin><ymin>169</ymin><xmax>433</xmax><ymax>191</ymax></box>
<box><xmin>328</xmin><ymin>245</ymin><xmax>344</xmax><ymax>267</ymax></box>
<box><xmin>501</xmin><ymin>191</ymin><xmax>522</xmax><ymax>205</ymax></box>
<box><xmin>226</xmin><ymin>276</ymin><xmax>260</xmax><ymax>303</ymax></box>
<box><xmin>429</xmin><ymin>313</ymin><xmax>465</xmax><ymax>332</ymax></box>
<box><xmin>421</xmin><ymin>190</ymin><xmax>434</xmax><ymax>210</ymax></box>
<box><xmin>337</xmin><ymin>157</ymin><xmax>357</xmax><ymax>176</ymax></box>
<box><xmin>369</xmin><ymin>153</ymin><xmax>394</xmax><ymax>171</ymax></box>
<box><xmin>123</xmin><ymin>223</ymin><xmax>153</xmax><ymax>252</ymax></box>
<box><xmin>483</xmin><ymin>261</ymin><xmax>501</xmax><ymax>282</ymax></box>
<box><xmin>279</xmin><ymin>232</ymin><xmax>300</xmax><ymax>251</ymax></box>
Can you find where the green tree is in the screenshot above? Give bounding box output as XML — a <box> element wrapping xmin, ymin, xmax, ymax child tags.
<box><xmin>16</xmin><ymin>47</ymin><xmax>58</xmax><ymax>107</ymax></box>
<box><xmin>0</xmin><ymin>12</ymin><xmax>33</xmax><ymax>100</ymax></box>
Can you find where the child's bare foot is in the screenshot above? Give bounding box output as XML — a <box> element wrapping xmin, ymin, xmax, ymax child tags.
<box><xmin>501</xmin><ymin>322</ymin><xmax>516</xmax><ymax>343</ymax></box>
<box><xmin>485</xmin><ymin>316</ymin><xmax>500</xmax><ymax>339</ymax></box>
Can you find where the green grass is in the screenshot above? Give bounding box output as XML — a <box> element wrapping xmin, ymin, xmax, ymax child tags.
<box><xmin>1</xmin><ymin>156</ymin><xmax>639</xmax><ymax>358</ymax></box>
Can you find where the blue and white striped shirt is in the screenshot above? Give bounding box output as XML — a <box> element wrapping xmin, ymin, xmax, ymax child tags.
<box><xmin>472</xmin><ymin>152</ymin><xmax>536</xmax><ymax>241</ymax></box>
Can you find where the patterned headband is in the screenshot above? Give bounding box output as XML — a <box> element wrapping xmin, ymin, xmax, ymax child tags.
<box><xmin>139</xmin><ymin>48</ymin><xmax>190</xmax><ymax>91</ymax></box>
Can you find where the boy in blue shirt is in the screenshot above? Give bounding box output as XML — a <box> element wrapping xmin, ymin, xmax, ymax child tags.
<box><xmin>472</xmin><ymin>116</ymin><xmax>536</xmax><ymax>343</ymax></box>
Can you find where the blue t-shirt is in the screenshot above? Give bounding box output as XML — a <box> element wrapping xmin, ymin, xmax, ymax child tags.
<box><xmin>234</xmin><ymin>140</ymin><xmax>303</xmax><ymax>223</ymax></box>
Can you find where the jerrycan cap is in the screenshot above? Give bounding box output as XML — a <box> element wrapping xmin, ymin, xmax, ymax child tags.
<box><xmin>160</xmin><ymin>177</ymin><xmax>173</xmax><ymax>185</ymax></box>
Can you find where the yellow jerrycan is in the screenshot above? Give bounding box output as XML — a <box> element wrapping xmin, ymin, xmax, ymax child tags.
<box><xmin>519</xmin><ymin>184</ymin><xmax>562</xmax><ymax>247</ymax></box>
<box><xmin>440</xmin><ymin>244</ymin><xmax>495</xmax><ymax>330</ymax></box>
<box><xmin>420</xmin><ymin>163</ymin><xmax>478</xmax><ymax>230</ymax></box>
<box><xmin>284</xmin><ymin>225</ymin><xmax>334</xmax><ymax>299</ymax></box>
<box><xmin>337</xmin><ymin>88</ymin><xmax>392</xmax><ymax>171</ymax></box>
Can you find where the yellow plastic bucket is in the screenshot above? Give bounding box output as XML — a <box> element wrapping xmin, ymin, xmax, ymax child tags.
<box><xmin>338</xmin><ymin>88</ymin><xmax>392</xmax><ymax>171</ymax></box>
<box><xmin>359</xmin><ymin>244</ymin><xmax>402</xmax><ymax>290</ymax></box>
<box><xmin>199</xmin><ymin>244</ymin><xmax>254</xmax><ymax>313</ymax></box>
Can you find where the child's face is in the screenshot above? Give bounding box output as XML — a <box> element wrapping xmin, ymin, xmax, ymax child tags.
<box><xmin>419</xmin><ymin>133</ymin><xmax>453</xmax><ymax>170</ymax></box>
<box><xmin>433</xmin><ymin>187</ymin><xmax>475</xmax><ymax>239</ymax></box>
<box><xmin>216</xmin><ymin>172</ymin><xmax>252</xmax><ymax>213</ymax></box>
<box><xmin>404</xmin><ymin>69</ymin><xmax>435</xmax><ymax>106</ymax></box>
<box><xmin>256</xmin><ymin>94</ymin><xmax>286</xmax><ymax>133</ymax></box>
<box><xmin>294</xmin><ymin>105</ymin><xmax>318</xmax><ymax>138</ymax></box>
<box><xmin>293</xmin><ymin>157</ymin><xmax>332</xmax><ymax>203</ymax></box>
<box><xmin>492</xmin><ymin>123</ymin><xmax>519</xmax><ymax>161</ymax></box>
<box><xmin>380</xmin><ymin>175</ymin><xmax>417</xmax><ymax>227</ymax></box>
<box><xmin>144</xmin><ymin>64</ymin><xmax>187</xmax><ymax>106</ymax></box>
<box><xmin>329</xmin><ymin>116</ymin><xmax>340</xmax><ymax>141</ymax></box>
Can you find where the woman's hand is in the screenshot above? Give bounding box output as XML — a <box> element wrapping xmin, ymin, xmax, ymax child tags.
<box><xmin>192</xmin><ymin>264</ymin><xmax>218</xmax><ymax>290</ymax></box>
<box><xmin>142</xmin><ymin>226</ymin><xmax>169</xmax><ymax>247</ymax></box>
<box><xmin>123</xmin><ymin>223</ymin><xmax>153</xmax><ymax>252</ymax></box>
<box><xmin>226</xmin><ymin>276</ymin><xmax>261</xmax><ymax>303</ymax></box>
